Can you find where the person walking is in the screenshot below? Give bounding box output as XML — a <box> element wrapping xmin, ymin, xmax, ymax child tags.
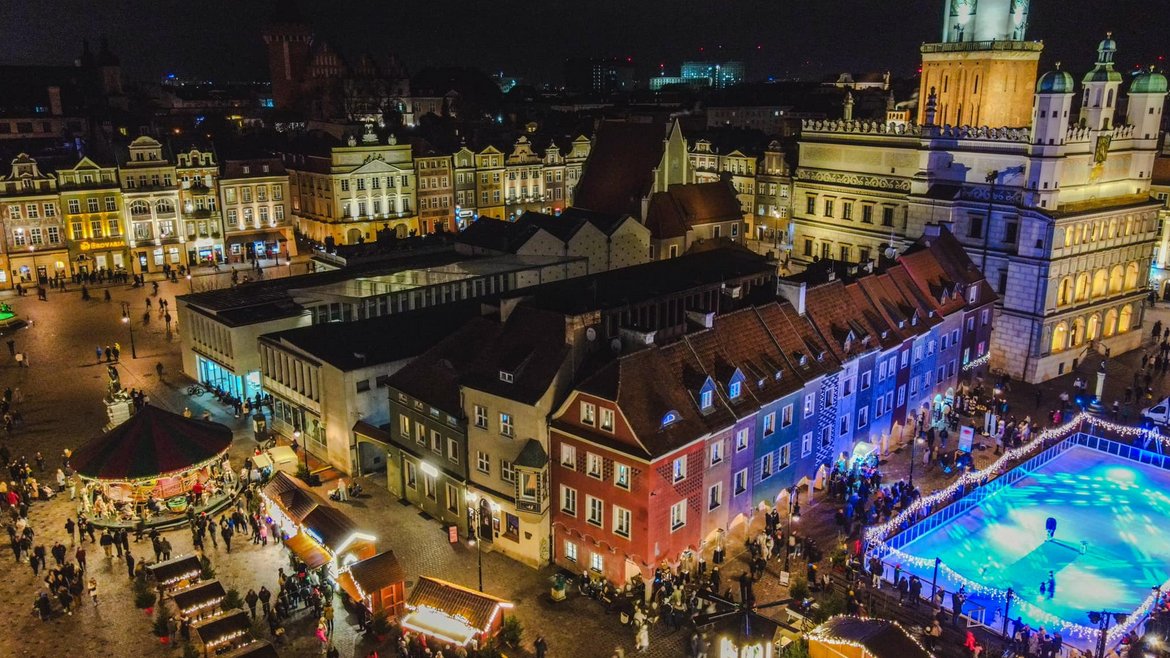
<box><xmin>160</xmin><ymin>537</ymin><xmax>172</xmax><ymax>561</ymax></box>
<box><xmin>221</xmin><ymin>523</ymin><xmax>233</xmax><ymax>552</ymax></box>
<box><xmin>64</xmin><ymin>518</ymin><xmax>75</xmax><ymax>544</ymax></box>
<box><xmin>324</xmin><ymin>601</ymin><xmax>335</xmax><ymax>634</ymax></box>
<box><xmin>75</xmin><ymin>545</ymin><xmax>86</xmax><ymax>574</ymax></box>
<box><xmin>88</xmin><ymin>577</ymin><xmax>99</xmax><ymax>605</ymax></box>
<box><xmin>534</xmin><ymin>635</ymin><xmax>548</xmax><ymax>658</ymax></box>
<box><xmin>258</xmin><ymin>586</ymin><xmax>272</xmax><ymax>617</ymax></box>
<box><xmin>245</xmin><ymin>589</ymin><xmax>259</xmax><ymax>618</ymax></box>
<box><xmin>125</xmin><ymin>551</ymin><xmax>135</xmax><ymax>580</ymax></box>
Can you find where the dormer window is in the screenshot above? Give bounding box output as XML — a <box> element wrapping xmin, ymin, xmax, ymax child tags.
<box><xmin>968</xmin><ymin>286</ymin><xmax>979</xmax><ymax>305</ymax></box>
<box><xmin>661</xmin><ymin>410</ymin><xmax>680</xmax><ymax>428</ymax></box>
<box><xmin>499</xmin><ymin>370</ymin><xmax>514</xmax><ymax>383</ymax></box>
<box><xmin>729</xmin><ymin>381</ymin><xmax>742</xmax><ymax>399</ymax></box>
<box><xmin>700</xmin><ymin>390</ymin><xmax>713</xmax><ymax>410</ymax></box>
<box><xmin>241</xmin><ymin>165</ymin><xmax>251</xmax><ymax>174</ymax></box>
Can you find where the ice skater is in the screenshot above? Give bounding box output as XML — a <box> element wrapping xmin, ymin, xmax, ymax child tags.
<box><xmin>1045</xmin><ymin>516</ymin><xmax>1057</xmax><ymax>541</ymax></box>
<box><xmin>1046</xmin><ymin>571</ymin><xmax>1056</xmax><ymax>599</ymax></box>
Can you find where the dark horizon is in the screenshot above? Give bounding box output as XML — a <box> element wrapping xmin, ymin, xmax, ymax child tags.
<box><xmin>0</xmin><ymin>0</ymin><xmax>1167</xmax><ymax>86</ymax></box>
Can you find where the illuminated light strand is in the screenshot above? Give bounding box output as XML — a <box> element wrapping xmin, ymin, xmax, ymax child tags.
<box><xmin>807</xmin><ymin>615</ymin><xmax>935</xmax><ymax>657</ymax></box>
<box><xmin>866</xmin><ymin>414</ymin><xmax>1168</xmax><ymax>647</ymax></box>
<box><xmin>962</xmin><ymin>353</ymin><xmax>991</xmax><ymax>372</ymax></box>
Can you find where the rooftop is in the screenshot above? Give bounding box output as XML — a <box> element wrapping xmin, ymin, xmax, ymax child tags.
<box><xmin>573</xmin><ymin>120</ymin><xmax>667</xmax><ymax>217</ymax></box>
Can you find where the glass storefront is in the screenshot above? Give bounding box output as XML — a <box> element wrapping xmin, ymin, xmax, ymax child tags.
<box><xmin>196</xmin><ymin>356</ymin><xmax>263</xmax><ymax>400</ymax></box>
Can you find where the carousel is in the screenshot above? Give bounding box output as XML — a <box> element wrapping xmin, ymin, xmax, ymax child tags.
<box><xmin>70</xmin><ymin>405</ymin><xmax>235</xmax><ymax>527</ymax></box>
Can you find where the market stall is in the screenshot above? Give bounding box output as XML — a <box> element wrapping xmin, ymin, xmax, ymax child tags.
<box><xmin>337</xmin><ymin>550</ymin><xmax>406</xmax><ymax>618</ymax></box>
<box><xmin>172</xmin><ymin>579</ymin><xmax>226</xmax><ymax>621</ymax></box>
<box><xmin>147</xmin><ymin>554</ymin><xmax>203</xmax><ymax>592</ymax></box>
<box><xmin>70</xmin><ymin>406</ymin><xmax>235</xmax><ymax>524</ymax></box>
<box><xmin>194</xmin><ymin>609</ymin><xmax>253</xmax><ymax>654</ymax></box>
<box><xmin>261</xmin><ymin>471</ymin><xmax>376</xmax><ymax>577</ymax></box>
<box><xmin>807</xmin><ymin>616</ymin><xmax>931</xmax><ymax>658</ymax></box>
<box><xmin>400</xmin><ymin>576</ymin><xmax>514</xmax><ymax>647</ymax></box>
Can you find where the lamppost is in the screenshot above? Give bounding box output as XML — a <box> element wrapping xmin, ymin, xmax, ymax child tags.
<box><xmin>466</xmin><ymin>493</ymin><xmax>485</xmax><ymax>592</ymax></box>
<box><xmin>784</xmin><ymin>485</ymin><xmax>801</xmax><ymax>569</ymax></box>
<box><xmin>186</xmin><ymin>273</ymin><xmax>193</xmax><ymax>293</ymax></box>
<box><xmin>908</xmin><ymin>435</ymin><xmax>925</xmax><ymax>485</ymax></box>
<box><xmin>119</xmin><ymin>301</ymin><xmax>137</xmax><ymax>359</ymax></box>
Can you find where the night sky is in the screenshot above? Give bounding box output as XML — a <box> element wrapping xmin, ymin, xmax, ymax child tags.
<box><xmin>0</xmin><ymin>0</ymin><xmax>1167</xmax><ymax>85</ymax></box>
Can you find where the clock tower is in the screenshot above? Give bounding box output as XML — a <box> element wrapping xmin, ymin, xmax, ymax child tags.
<box><xmin>918</xmin><ymin>0</ymin><xmax>1042</xmax><ymax>128</ymax></box>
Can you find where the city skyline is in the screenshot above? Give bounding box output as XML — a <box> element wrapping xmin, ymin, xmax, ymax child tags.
<box><xmin>0</xmin><ymin>0</ymin><xmax>1167</xmax><ymax>85</ymax></box>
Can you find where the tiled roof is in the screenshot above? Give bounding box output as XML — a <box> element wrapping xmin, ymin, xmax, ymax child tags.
<box><xmin>300</xmin><ymin>505</ymin><xmax>362</xmax><ymax>552</ymax></box>
<box><xmin>222</xmin><ymin>158</ymin><xmax>286</xmax><ymax>179</ymax></box>
<box><xmin>558</xmin><ymin>207</ymin><xmax>629</xmax><ymax>236</ymax></box>
<box><xmin>573</xmin><ymin>120</ymin><xmax>665</xmax><ymax>217</ymax></box>
<box><xmin>803</xmin><ymin>281</ymin><xmax>881</xmax><ymax>362</ymax></box>
<box><xmin>1154</xmin><ymin>156</ymin><xmax>1170</xmax><ymax>186</ymax></box>
<box><xmin>344</xmin><ymin>550</ymin><xmax>405</xmax><ymax>592</ymax></box>
<box><xmin>517</xmin><ymin>211</ymin><xmax>587</xmax><ymax>243</ymax></box>
<box><xmin>456</xmin><ymin>217</ymin><xmax>539</xmax><ymax>252</ymax></box>
<box><xmin>514</xmin><ymin>439</ymin><xmax>549</xmax><ymax>469</ymax></box>
<box><xmin>407</xmin><ymin>577</ymin><xmax>512</xmax><ymax>632</ymax></box>
<box><xmin>644</xmin><ymin>182</ymin><xmax>743</xmax><ymax>239</ymax></box>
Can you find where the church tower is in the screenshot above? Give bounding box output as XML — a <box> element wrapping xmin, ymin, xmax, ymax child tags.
<box><xmin>1078</xmin><ymin>34</ymin><xmax>1123</xmax><ymax>131</ymax></box>
<box><xmin>918</xmin><ymin>0</ymin><xmax>1042</xmax><ymax>128</ymax></box>
<box><xmin>262</xmin><ymin>0</ymin><xmax>314</xmax><ymax>111</ymax></box>
<box><xmin>1127</xmin><ymin>67</ymin><xmax>1168</xmax><ymax>142</ymax></box>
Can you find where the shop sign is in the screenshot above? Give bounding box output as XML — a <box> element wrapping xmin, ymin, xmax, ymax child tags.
<box><xmin>79</xmin><ymin>240</ymin><xmax>125</xmax><ymax>251</ymax></box>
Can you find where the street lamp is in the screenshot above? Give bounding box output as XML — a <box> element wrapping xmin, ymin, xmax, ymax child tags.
<box><xmin>909</xmin><ymin>436</ymin><xmax>925</xmax><ymax>485</ymax></box>
<box><xmin>185</xmin><ymin>273</ymin><xmax>193</xmax><ymax>293</ymax></box>
<box><xmin>785</xmin><ymin>486</ymin><xmax>801</xmax><ymax>569</ymax></box>
<box><xmin>119</xmin><ymin>301</ymin><xmax>137</xmax><ymax>359</ymax></box>
<box><xmin>465</xmin><ymin>493</ymin><xmax>485</xmax><ymax>592</ymax></box>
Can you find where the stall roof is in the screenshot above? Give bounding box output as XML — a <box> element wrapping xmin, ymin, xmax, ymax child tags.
<box><xmin>147</xmin><ymin>554</ymin><xmax>203</xmax><ymax>586</ymax></box>
<box><xmin>173</xmin><ymin>579</ymin><xmax>226</xmax><ymax>613</ymax></box>
<box><xmin>222</xmin><ymin>641</ymin><xmax>280</xmax><ymax>658</ymax></box>
<box><xmin>262</xmin><ymin>471</ymin><xmax>327</xmax><ymax>523</ymax></box>
<box><xmin>72</xmin><ymin>406</ymin><xmax>233</xmax><ymax>480</ymax></box>
<box><xmin>809</xmin><ymin>616</ymin><xmax>932</xmax><ymax>658</ymax></box>
<box><xmin>300</xmin><ymin>504</ymin><xmax>363</xmax><ymax>552</ymax></box>
<box><xmin>284</xmin><ymin>531</ymin><xmax>331</xmax><ymax>570</ymax></box>
<box><xmin>194</xmin><ymin>609</ymin><xmax>252</xmax><ymax>645</ymax></box>
<box><xmin>338</xmin><ymin>550</ymin><xmax>405</xmax><ymax>603</ymax></box>
<box><xmin>406</xmin><ymin>576</ymin><xmax>513</xmax><ymax>634</ymax></box>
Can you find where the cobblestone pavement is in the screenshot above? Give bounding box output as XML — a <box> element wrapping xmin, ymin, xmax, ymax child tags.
<box><xmin>3</xmin><ymin>269</ymin><xmax>1167</xmax><ymax>658</ymax></box>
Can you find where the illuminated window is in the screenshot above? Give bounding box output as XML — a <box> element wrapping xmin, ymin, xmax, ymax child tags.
<box><xmin>670</xmin><ymin>501</ymin><xmax>687</xmax><ymax>531</ymax></box>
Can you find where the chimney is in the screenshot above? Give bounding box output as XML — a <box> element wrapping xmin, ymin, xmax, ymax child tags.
<box><xmin>776</xmin><ymin>279</ymin><xmax>807</xmax><ymax>316</ymax></box>
<box><xmin>685</xmin><ymin>310</ymin><xmax>715</xmax><ymax>329</ymax></box>
<box><xmin>47</xmin><ymin>86</ymin><xmax>63</xmax><ymax>117</ymax></box>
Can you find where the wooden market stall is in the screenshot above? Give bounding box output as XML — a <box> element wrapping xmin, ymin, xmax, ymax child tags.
<box><xmin>400</xmin><ymin>577</ymin><xmax>514</xmax><ymax>647</ymax></box>
<box><xmin>147</xmin><ymin>554</ymin><xmax>204</xmax><ymax>592</ymax></box>
<box><xmin>808</xmin><ymin>616</ymin><xmax>932</xmax><ymax>658</ymax></box>
<box><xmin>172</xmin><ymin>579</ymin><xmax>227</xmax><ymax>622</ymax></box>
<box><xmin>337</xmin><ymin>550</ymin><xmax>407</xmax><ymax>618</ymax></box>
<box><xmin>194</xmin><ymin>609</ymin><xmax>253</xmax><ymax>654</ymax></box>
<box><xmin>261</xmin><ymin>471</ymin><xmax>376</xmax><ymax>576</ymax></box>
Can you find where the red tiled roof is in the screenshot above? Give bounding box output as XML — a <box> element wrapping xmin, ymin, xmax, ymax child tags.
<box><xmin>573</xmin><ymin>121</ymin><xmax>665</xmax><ymax>217</ymax></box>
<box><xmin>644</xmin><ymin>182</ymin><xmax>743</xmax><ymax>240</ymax></box>
<box><xmin>1152</xmin><ymin>156</ymin><xmax>1170</xmax><ymax>186</ymax></box>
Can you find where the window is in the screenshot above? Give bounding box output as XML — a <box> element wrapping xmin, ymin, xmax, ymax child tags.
<box><xmin>474</xmin><ymin>405</ymin><xmax>487</xmax><ymax>429</ymax></box>
<box><xmin>882</xmin><ymin>207</ymin><xmax>895</xmax><ymax>227</ymax></box>
<box><xmin>733</xmin><ymin>469</ymin><xmax>748</xmax><ymax>495</ymax></box>
<box><xmin>600</xmin><ymin>408</ymin><xmax>615</xmax><ymax>432</ymax></box>
<box><xmin>613</xmin><ymin>507</ymin><xmax>631</xmax><ymax>538</ymax></box>
<box><xmin>710</xmin><ymin>441</ymin><xmax>724</xmax><ymax>466</ymax></box>
<box><xmin>586</xmin><ymin>495</ymin><xmax>603</xmax><ymax>527</ymax></box>
<box><xmin>842</xmin><ymin>202</ymin><xmax>853</xmax><ymax>220</ymax></box>
<box><xmin>857</xmin><ymin>406</ymin><xmax>869</xmax><ymax>429</ymax></box>
<box><xmin>499</xmin><ymin>371</ymin><xmax>513</xmax><ymax>383</ymax></box>
<box><xmin>672</xmin><ymin>455</ymin><xmax>687</xmax><ymax>482</ymax></box>
<box><xmin>355</xmin><ymin>379</ymin><xmax>370</xmax><ymax>393</ymax></box>
<box><xmin>761</xmin><ymin>453</ymin><xmax>775</xmax><ymax>479</ymax></box>
<box><xmin>897</xmin><ymin>385</ymin><xmax>906</xmax><ymax>406</ymax></box>
<box><xmin>969</xmin><ymin>214</ymin><xmax>984</xmax><ymax>239</ymax></box>
<box><xmin>861</xmin><ymin>371</ymin><xmax>872</xmax><ymax>390</ymax></box>
<box><xmin>806</xmin><ymin>196</ymin><xmax>816</xmax><ymax>214</ymax></box>
<box><xmin>614</xmin><ymin>463</ymin><xmax>631</xmax><ymax>490</ymax></box>
<box><xmin>735</xmin><ymin>428</ymin><xmax>749</xmax><ymax>452</ymax></box>
<box><xmin>670</xmin><ymin>501</ymin><xmax>687</xmax><ymax>531</ymax></box>
<box><xmin>501</xmin><ymin>459</ymin><xmax>516</xmax><ymax>483</ymax></box>
<box><xmin>843</xmin><ymin>377</ymin><xmax>854</xmax><ymax>396</ymax></box>
<box><xmin>700</xmin><ymin>389</ymin><xmax>713</xmax><ymax>410</ymax></box>
<box><xmin>580</xmin><ymin>402</ymin><xmax>596</xmax><ymax>425</ymax></box>
<box><xmin>781</xmin><ymin>404</ymin><xmax>794</xmax><ymax>428</ymax></box>
<box><xmin>405</xmin><ymin>461</ymin><xmax>417</xmax><ymax>489</ymax></box>
<box><xmin>982</xmin><ymin>309</ymin><xmax>991</xmax><ymax>326</ymax></box>
<box><xmin>801</xmin><ymin>432</ymin><xmax>813</xmax><ymax>457</ymax></box>
<box><xmin>586</xmin><ymin>452</ymin><xmax>603</xmax><ymax>479</ymax></box>
<box><xmin>560</xmin><ymin>485</ymin><xmax>577</xmax><ymax>516</ymax></box>
<box><xmin>560</xmin><ymin>445</ymin><xmax>576</xmax><ymax>469</ymax></box>
<box><xmin>709</xmin><ymin>482</ymin><xmax>723</xmax><ymax>510</ymax></box>
<box><xmin>804</xmin><ymin>395</ymin><xmax>816</xmax><ymax>417</ymax></box>
<box><xmin>861</xmin><ymin>205</ymin><xmax>873</xmax><ymax>223</ymax></box>
<box><xmin>590</xmin><ymin>551</ymin><xmax>604</xmax><ymax>573</ymax></box>
<box><xmin>430</xmin><ymin>429</ymin><xmax>442</xmax><ymax>454</ymax></box>
<box><xmin>824</xmin><ymin>199</ymin><xmax>834</xmax><ymax>217</ymax></box>
<box><xmin>778</xmin><ymin>444</ymin><xmax>791</xmax><ymax>469</ymax></box>
<box><xmin>729</xmin><ymin>380</ymin><xmax>742</xmax><ymax>399</ymax></box>
<box><xmin>477</xmin><ymin>451</ymin><xmax>490</xmax><ymax>474</ymax></box>
<box><xmin>839</xmin><ymin>414</ymin><xmax>850</xmax><ymax>437</ymax></box>
<box><xmin>499</xmin><ymin>413</ymin><xmax>514</xmax><ymax>437</ymax></box>
<box><xmin>104</xmin><ymin>196</ymin><xmax>116</xmax><ymax>212</ymax></box>
<box><xmin>564</xmin><ymin>541</ymin><xmax>578</xmax><ymax>562</ymax></box>
<box><xmin>67</xmin><ymin>199</ymin><xmax>80</xmax><ymax>214</ymax></box>
<box><xmin>447</xmin><ymin>438</ymin><xmax>459</xmax><ymax>463</ymax></box>
<box><xmin>901</xmin><ymin>351</ymin><xmax>909</xmax><ymax>368</ymax></box>
<box><xmin>424</xmin><ymin>475</ymin><xmax>437</xmax><ymax>501</ymax></box>
<box><xmin>763</xmin><ymin>412</ymin><xmax>776</xmax><ymax>437</ymax></box>
<box><xmin>445</xmin><ymin>483</ymin><xmax>459</xmax><ymax>513</ymax></box>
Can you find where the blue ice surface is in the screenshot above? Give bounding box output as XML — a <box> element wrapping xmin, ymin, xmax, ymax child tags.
<box><xmin>895</xmin><ymin>445</ymin><xmax>1170</xmax><ymax>640</ymax></box>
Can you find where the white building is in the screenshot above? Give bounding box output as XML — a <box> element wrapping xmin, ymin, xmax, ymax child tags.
<box><xmin>792</xmin><ymin>14</ymin><xmax>1165</xmax><ymax>383</ymax></box>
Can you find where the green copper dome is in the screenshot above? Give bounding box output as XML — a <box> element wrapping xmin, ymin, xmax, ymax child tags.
<box><xmin>1131</xmin><ymin>70</ymin><xmax>1169</xmax><ymax>94</ymax></box>
<box><xmin>1037</xmin><ymin>69</ymin><xmax>1075</xmax><ymax>94</ymax></box>
<box><xmin>1083</xmin><ymin>67</ymin><xmax>1123</xmax><ymax>84</ymax></box>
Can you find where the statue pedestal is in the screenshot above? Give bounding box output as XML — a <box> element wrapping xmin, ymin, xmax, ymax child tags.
<box><xmin>104</xmin><ymin>395</ymin><xmax>134</xmax><ymax>430</ymax></box>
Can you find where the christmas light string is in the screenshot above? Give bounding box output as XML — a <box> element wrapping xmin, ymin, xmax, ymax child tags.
<box><xmin>807</xmin><ymin>615</ymin><xmax>936</xmax><ymax>657</ymax></box>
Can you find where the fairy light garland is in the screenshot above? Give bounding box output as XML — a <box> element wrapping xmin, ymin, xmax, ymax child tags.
<box><xmin>865</xmin><ymin>414</ymin><xmax>1169</xmax><ymax>648</ymax></box>
<box><xmin>807</xmin><ymin>615</ymin><xmax>935</xmax><ymax>656</ymax></box>
<box><xmin>962</xmin><ymin>353</ymin><xmax>990</xmax><ymax>372</ymax></box>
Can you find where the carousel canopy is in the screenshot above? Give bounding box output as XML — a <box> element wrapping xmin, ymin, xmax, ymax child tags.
<box><xmin>72</xmin><ymin>406</ymin><xmax>233</xmax><ymax>480</ymax></box>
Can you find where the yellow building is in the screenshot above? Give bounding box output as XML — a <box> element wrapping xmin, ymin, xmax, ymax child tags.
<box><xmin>474</xmin><ymin>145</ymin><xmax>505</xmax><ymax>220</ymax></box>
<box><xmin>287</xmin><ymin>128</ymin><xmax>418</xmax><ymax>245</ymax></box>
<box><xmin>58</xmin><ymin>157</ymin><xmax>128</xmax><ymax>276</ymax></box>
<box><xmin>1</xmin><ymin>154</ymin><xmax>67</xmax><ymax>287</ymax></box>
<box><xmin>220</xmin><ymin>158</ymin><xmax>296</xmax><ymax>264</ymax></box>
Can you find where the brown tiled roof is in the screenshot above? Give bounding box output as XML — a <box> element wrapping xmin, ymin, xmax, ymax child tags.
<box><xmin>644</xmin><ymin>191</ymin><xmax>689</xmax><ymax>239</ymax></box>
<box><xmin>344</xmin><ymin>550</ymin><xmax>405</xmax><ymax>593</ymax></box>
<box><xmin>300</xmin><ymin>505</ymin><xmax>362</xmax><ymax>552</ymax></box>
<box><xmin>407</xmin><ymin>577</ymin><xmax>512</xmax><ymax>632</ymax></box>
<box><xmin>1154</xmin><ymin>156</ymin><xmax>1170</xmax><ymax>186</ymax></box>
<box><xmin>573</xmin><ymin>121</ymin><xmax>665</xmax><ymax>217</ymax></box>
<box><xmin>901</xmin><ymin>224</ymin><xmax>997</xmax><ymax>308</ymax></box>
<box><xmin>760</xmin><ymin>302</ymin><xmax>838</xmax><ymax>373</ymax></box>
<box><xmin>644</xmin><ymin>182</ymin><xmax>743</xmax><ymax>239</ymax></box>
<box><xmin>803</xmin><ymin>282</ymin><xmax>881</xmax><ymax>363</ymax></box>
<box><xmin>386</xmin><ymin>316</ymin><xmax>496</xmax><ymax>414</ymax></box>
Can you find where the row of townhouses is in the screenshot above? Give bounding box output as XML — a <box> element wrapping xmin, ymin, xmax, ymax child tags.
<box><xmin>345</xmin><ymin>226</ymin><xmax>992</xmax><ymax>578</ymax></box>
